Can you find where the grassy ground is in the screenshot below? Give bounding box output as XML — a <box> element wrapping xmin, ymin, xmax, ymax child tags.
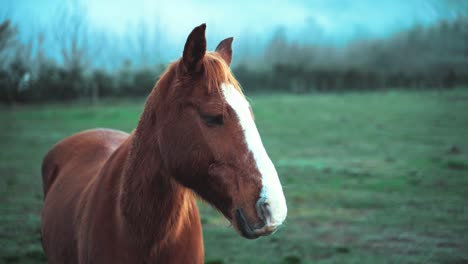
<box><xmin>1</xmin><ymin>89</ymin><xmax>468</xmax><ymax>264</ymax></box>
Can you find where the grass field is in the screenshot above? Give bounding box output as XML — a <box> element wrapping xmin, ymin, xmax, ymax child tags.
<box><xmin>1</xmin><ymin>90</ymin><xmax>468</xmax><ymax>264</ymax></box>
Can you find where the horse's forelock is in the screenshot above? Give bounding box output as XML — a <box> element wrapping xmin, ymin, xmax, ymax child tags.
<box><xmin>202</xmin><ymin>52</ymin><xmax>242</xmax><ymax>96</ymax></box>
<box><xmin>153</xmin><ymin>53</ymin><xmax>242</xmax><ymax>99</ymax></box>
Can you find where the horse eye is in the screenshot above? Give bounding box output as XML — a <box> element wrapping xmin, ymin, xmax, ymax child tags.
<box><xmin>201</xmin><ymin>114</ymin><xmax>224</xmax><ymax>126</ymax></box>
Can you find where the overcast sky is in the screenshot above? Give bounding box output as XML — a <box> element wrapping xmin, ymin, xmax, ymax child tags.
<box><xmin>2</xmin><ymin>0</ymin><xmax>467</xmax><ymax>66</ymax></box>
<box><xmin>6</xmin><ymin>0</ymin><xmax>466</xmax><ymax>39</ymax></box>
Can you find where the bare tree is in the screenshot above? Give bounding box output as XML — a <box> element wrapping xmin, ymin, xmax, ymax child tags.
<box><xmin>152</xmin><ymin>16</ymin><xmax>163</xmax><ymax>65</ymax></box>
<box><xmin>52</xmin><ymin>0</ymin><xmax>106</xmax><ymax>103</ymax></box>
<box><xmin>0</xmin><ymin>20</ymin><xmax>16</xmax><ymax>69</ymax></box>
<box><xmin>53</xmin><ymin>0</ymin><xmax>90</xmax><ymax>69</ymax></box>
<box><xmin>135</xmin><ymin>20</ymin><xmax>150</xmax><ymax>67</ymax></box>
<box><xmin>132</xmin><ymin>15</ymin><xmax>163</xmax><ymax>68</ymax></box>
<box><xmin>0</xmin><ymin>2</ymin><xmax>16</xmax><ymax>71</ymax></box>
<box><xmin>0</xmin><ymin>19</ymin><xmax>17</xmax><ymax>104</ymax></box>
<box><xmin>264</xmin><ymin>26</ymin><xmax>289</xmax><ymax>65</ymax></box>
<box><xmin>237</xmin><ymin>28</ymin><xmax>255</xmax><ymax>66</ymax></box>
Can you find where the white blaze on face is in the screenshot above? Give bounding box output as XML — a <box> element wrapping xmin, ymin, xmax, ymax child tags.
<box><xmin>221</xmin><ymin>83</ymin><xmax>287</xmax><ymax>226</ymax></box>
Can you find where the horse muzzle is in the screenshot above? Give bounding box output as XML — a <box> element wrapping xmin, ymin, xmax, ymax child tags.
<box><xmin>235</xmin><ymin>197</ymin><xmax>282</xmax><ymax>239</ymax></box>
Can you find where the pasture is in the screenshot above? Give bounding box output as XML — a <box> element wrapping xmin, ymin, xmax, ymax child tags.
<box><xmin>1</xmin><ymin>89</ymin><xmax>468</xmax><ymax>264</ymax></box>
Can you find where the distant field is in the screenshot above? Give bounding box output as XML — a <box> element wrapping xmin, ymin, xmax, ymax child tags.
<box><xmin>1</xmin><ymin>90</ymin><xmax>468</xmax><ymax>264</ymax></box>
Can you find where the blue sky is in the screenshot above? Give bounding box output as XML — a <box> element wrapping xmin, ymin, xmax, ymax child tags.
<box><xmin>5</xmin><ymin>0</ymin><xmax>466</xmax><ymax>40</ymax></box>
<box><xmin>2</xmin><ymin>0</ymin><xmax>466</xmax><ymax>66</ymax></box>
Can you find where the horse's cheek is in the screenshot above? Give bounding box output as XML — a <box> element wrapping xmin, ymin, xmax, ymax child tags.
<box><xmin>160</xmin><ymin>122</ymin><xmax>201</xmax><ymax>180</ymax></box>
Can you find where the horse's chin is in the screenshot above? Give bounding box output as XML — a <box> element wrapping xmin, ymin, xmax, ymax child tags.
<box><xmin>233</xmin><ymin>208</ymin><xmax>279</xmax><ymax>239</ymax></box>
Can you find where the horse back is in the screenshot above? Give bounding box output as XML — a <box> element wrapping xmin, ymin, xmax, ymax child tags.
<box><xmin>41</xmin><ymin>129</ymin><xmax>128</xmax><ymax>197</ymax></box>
<box><xmin>40</xmin><ymin>128</ymin><xmax>128</xmax><ymax>263</ymax></box>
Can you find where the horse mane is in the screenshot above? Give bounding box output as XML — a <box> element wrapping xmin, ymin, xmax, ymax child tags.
<box><xmin>202</xmin><ymin>52</ymin><xmax>242</xmax><ymax>95</ymax></box>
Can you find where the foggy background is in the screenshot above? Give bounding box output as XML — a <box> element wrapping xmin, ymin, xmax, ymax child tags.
<box><xmin>1</xmin><ymin>0</ymin><xmax>467</xmax><ymax>103</ymax></box>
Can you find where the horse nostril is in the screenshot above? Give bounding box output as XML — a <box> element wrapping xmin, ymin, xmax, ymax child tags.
<box><xmin>256</xmin><ymin>197</ymin><xmax>272</xmax><ymax>225</ymax></box>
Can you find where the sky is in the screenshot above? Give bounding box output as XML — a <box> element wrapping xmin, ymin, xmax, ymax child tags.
<box><xmin>2</xmin><ymin>0</ymin><xmax>467</xmax><ymax>66</ymax></box>
<box><xmin>83</xmin><ymin>0</ymin><xmax>466</xmax><ymax>42</ymax></box>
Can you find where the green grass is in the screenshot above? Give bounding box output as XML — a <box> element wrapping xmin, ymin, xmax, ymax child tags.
<box><xmin>1</xmin><ymin>90</ymin><xmax>468</xmax><ymax>263</ymax></box>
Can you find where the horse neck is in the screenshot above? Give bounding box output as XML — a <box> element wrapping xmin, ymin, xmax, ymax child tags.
<box><xmin>118</xmin><ymin>90</ymin><xmax>193</xmax><ymax>250</ymax></box>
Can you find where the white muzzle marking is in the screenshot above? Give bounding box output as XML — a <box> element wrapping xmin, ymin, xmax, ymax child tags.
<box><xmin>221</xmin><ymin>83</ymin><xmax>287</xmax><ymax>226</ymax></box>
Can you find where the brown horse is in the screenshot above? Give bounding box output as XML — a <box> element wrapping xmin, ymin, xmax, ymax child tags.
<box><xmin>40</xmin><ymin>24</ymin><xmax>287</xmax><ymax>264</ymax></box>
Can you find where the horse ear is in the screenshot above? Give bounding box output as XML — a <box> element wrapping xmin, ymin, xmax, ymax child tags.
<box><xmin>215</xmin><ymin>37</ymin><xmax>233</xmax><ymax>66</ymax></box>
<box><xmin>182</xmin><ymin>23</ymin><xmax>207</xmax><ymax>73</ymax></box>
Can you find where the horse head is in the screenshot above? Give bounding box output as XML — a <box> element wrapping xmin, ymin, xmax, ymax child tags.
<box><xmin>155</xmin><ymin>24</ymin><xmax>287</xmax><ymax>239</ymax></box>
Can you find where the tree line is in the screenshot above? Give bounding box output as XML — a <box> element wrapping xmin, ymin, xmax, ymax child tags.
<box><xmin>239</xmin><ymin>15</ymin><xmax>468</xmax><ymax>93</ymax></box>
<box><xmin>1</xmin><ymin>15</ymin><xmax>467</xmax><ymax>104</ymax></box>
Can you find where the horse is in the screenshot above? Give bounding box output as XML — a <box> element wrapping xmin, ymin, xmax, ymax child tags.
<box><xmin>40</xmin><ymin>24</ymin><xmax>287</xmax><ymax>264</ymax></box>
